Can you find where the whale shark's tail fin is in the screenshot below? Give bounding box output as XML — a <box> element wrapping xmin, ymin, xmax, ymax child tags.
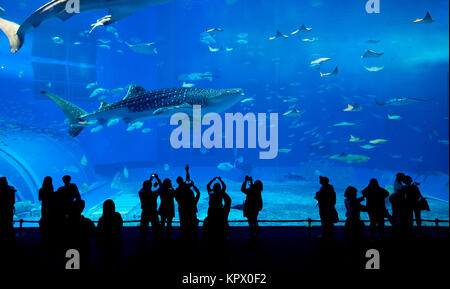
<box><xmin>41</xmin><ymin>91</ymin><xmax>89</xmax><ymax>137</ymax></box>
<box><xmin>0</xmin><ymin>15</ymin><xmax>22</xmax><ymax>53</ymax></box>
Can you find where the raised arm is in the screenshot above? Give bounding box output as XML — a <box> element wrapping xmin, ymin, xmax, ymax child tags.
<box><xmin>217</xmin><ymin>177</ymin><xmax>226</xmax><ymax>192</ymax></box>
<box><xmin>241</xmin><ymin>177</ymin><xmax>249</xmax><ymax>194</ymax></box>
<box><xmin>192</xmin><ymin>184</ymin><xmax>200</xmax><ymax>203</ymax></box>
<box><xmin>185</xmin><ymin>165</ymin><xmax>190</xmax><ymax>183</ymax></box>
<box><xmin>207</xmin><ymin>177</ymin><xmax>216</xmax><ymax>193</ymax></box>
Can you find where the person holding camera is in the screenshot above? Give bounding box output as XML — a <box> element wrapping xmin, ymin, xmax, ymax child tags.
<box><xmin>139</xmin><ymin>173</ymin><xmax>162</xmax><ymax>242</ymax></box>
<box><xmin>241</xmin><ymin>176</ymin><xmax>263</xmax><ymax>239</ymax></box>
<box><xmin>175</xmin><ymin>165</ymin><xmax>200</xmax><ymax>239</ymax></box>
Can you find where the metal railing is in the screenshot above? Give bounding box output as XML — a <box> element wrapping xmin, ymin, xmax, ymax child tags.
<box><xmin>12</xmin><ymin>218</ymin><xmax>449</xmax><ymax>238</ymax></box>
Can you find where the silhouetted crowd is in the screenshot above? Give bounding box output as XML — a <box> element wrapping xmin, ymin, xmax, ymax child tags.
<box><xmin>1</xmin><ymin>168</ymin><xmax>429</xmax><ymax>269</ymax></box>
<box><xmin>315</xmin><ymin>173</ymin><xmax>429</xmax><ymax>243</ymax></box>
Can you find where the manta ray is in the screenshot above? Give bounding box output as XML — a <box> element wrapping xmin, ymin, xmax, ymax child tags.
<box><xmin>414</xmin><ymin>12</ymin><xmax>435</xmax><ymax>23</ymax></box>
<box><xmin>42</xmin><ymin>84</ymin><xmax>244</xmax><ymax>137</ymax></box>
<box><xmin>0</xmin><ymin>0</ymin><xmax>172</xmax><ymax>53</ymax></box>
<box><xmin>375</xmin><ymin>97</ymin><xmax>433</xmax><ymax>106</ymax></box>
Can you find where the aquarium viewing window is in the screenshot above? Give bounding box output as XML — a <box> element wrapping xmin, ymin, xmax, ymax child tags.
<box><xmin>0</xmin><ymin>0</ymin><xmax>449</xmax><ymax>278</ymax></box>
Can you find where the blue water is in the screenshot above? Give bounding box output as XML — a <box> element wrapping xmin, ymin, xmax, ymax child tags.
<box><xmin>0</xmin><ymin>0</ymin><xmax>448</xmax><ymax>225</ymax></box>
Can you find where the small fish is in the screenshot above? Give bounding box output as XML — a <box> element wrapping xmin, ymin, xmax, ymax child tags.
<box><xmin>142</xmin><ymin>128</ymin><xmax>152</xmax><ymax>134</ymax></box>
<box><xmin>302</xmin><ymin>37</ymin><xmax>318</xmax><ymax>42</ymax></box>
<box><xmin>282</xmin><ymin>108</ymin><xmax>303</xmax><ymax>118</ymax></box>
<box><xmin>97</xmin><ymin>44</ymin><xmax>111</xmax><ymax>50</ymax></box>
<box><xmin>369</xmin><ymin>139</ymin><xmax>388</xmax><ymax>144</ymax></box>
<box><xmin>123</xmin><ymin>166</ymin><xmax>129</xmax><ymax>179</ymax></box>
<box><xmin>205</xmin><ymin>28</ymin><xmax>224</xmax><ymax>36</ymax></box>
<box><xmin>225</xmin><ymin>47</ymin><xmax>234</xmax><ymax>52</ymax></box>
<box><xmin>333</xmin><ymin>122</ymin><xmax>355</xmax><ymax>127</ymax></box>
<box><xmin>208</xmin><ymin>46</ymin><xmax>220</xmax><ymax>52</ymax></box>
<box><xmin>311</xmin><ymin>57</ymin><xmax>331</xmax><ymax>65</ymax></box>
<box><xmin>81</xmin><ymin>155</ymin><xmax>88</xmax><ymax>166</ymax></box>
<box><xmin>107</xmin><ymin>118</ymin><xmax>120</xmax><ymax>127</ymax></box>
<box><xmin>182</xmin><ymin>82</ymin><xmax>195</xmax><ymax>88</ymax></box>
<box><xmin>278</xmin><ymin>148</ymin><xmax>292</xmax><ymax>153</ymax></box>
<box><xmin>387</xmin><ymin>114</ymin><xmax>402</xmax><ymax>120</ymax></box>
<box><xmin>52</xmin><ymin>36</ymin><xmax>64</xmax><ymax>45</ymax></box>
<box><xmin>90</xmin><ymin>88</ymin><xmax>108</xmax><ymax>98</ymax></box>
<box><xmin>241</xmin><ymin>97</ymin><xmax>255</xmax><ymax>103</ymax></box>
<box><xmin>349</xmin><ymin>135</ymin><xmax>364</xmax><ymax>143</ymax></box>
<box><xmin>163</xmin><ymin>163</ymin><xmax>170</xmax><ymax>171</ymax></box>
<box><xmin>85</xmin><ymin>82</ymin><xmax>101</xmax><ymax>92</ymax></box>
<box><xmin>73</xmin><ymin>42</ymin><xmax>81</xmax><ymax>46</ymax></box>
<box><xmin>329</xmin><ymin>153</ymin><xmax>370</xmax><ymax>164</ymax></box>
<box><xmin>126</xmin><ymin>42</ymin><xmax>158</xmax><ymax>55</ymax></box>
<box><xmin>98</xmin><ymin>39</ymin><xmax>111</xmax><ymax>44</ymax></box>
<box><xmin>236</xmin><ymin>39</ymin><xmax>248</xmax><ymax>45</ymax></box>
<box><xmin>365</xmin><ymin>39</ymin><xmax>381</xmax><ymax>44</ymax></box>
<box><xmin>360</xmin><ymin>144</ymin><xmax>376</xmax><ymax>149</ymax></box>
<box><xmin>361</xmin><ymin>50</ymin><xmax>384</xmax><ymax>58</ymax></box>
<box><xmin>90</xmin><ymin>125</ymin><xmax>103</xmax><ymax>133</ymax></box>
<box><xmin>364</xmin><ymin>66</ymin><xmax>384</xmax><ymax>72</ymax></box>
<box><xmin>343</xmin><ymin>103</ymin><xmax>363</xmax><ymax>112</ymax></box>
<box><xmin>217</xmin><ymin>162</ymin><xmax>235</xmax><ymax>172</ymax></box>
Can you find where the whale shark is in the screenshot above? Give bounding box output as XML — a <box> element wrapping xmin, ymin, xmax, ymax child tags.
<box><xmin>375</xmin><ymin>97</ymin><xmax>433</xmax><ymax>106</ymax></box>
<box><xmin>0</xmin><ymin>0</ymin><xmax>172</xmax><ymax>53</ymax></box>
<box><xmin>42</xmin><ymin>85</ymin><xmax>244</xmax><ymax>137</ymax></box>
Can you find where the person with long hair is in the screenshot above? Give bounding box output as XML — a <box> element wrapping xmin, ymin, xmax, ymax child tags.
<box><xmin>241</xmin><ymin>176</ymin><xmax>263</xmax><ymax>239</ymax></box>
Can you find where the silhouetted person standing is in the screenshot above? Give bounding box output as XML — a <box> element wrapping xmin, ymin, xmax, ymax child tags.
<box><xmin>402</xmin><ymin>176</ymin><xmax>423</xmax><ymax>231</ymax></box>
<box><xmin>57</xmin><ymin>175</ymin><xmax>81</xmax><ymax>221</ymax></box>
<box><xmin>362</xmin><ymin>179</ymin><xmax>389</xmax><ymax>240</ymax></box>
<box><xmin>39</xmin><ymin>176</ymin><xmax>54</xmax><ymax>242</ymax></box>
<box><xmin>65</xmin><ymin>200</ymin><xmax>95</xmax><ymax>269</ymax></box>
<box><xmin>159</xmin><ymin>178</ymin><xmax>175</xmax><ymax>238</ymax></box>
<box><xmin>314</xmin><ymin>176</ymin><xmax>337</xmax><ymax>240</ymax></box>
<box><xmin>97</xmin><ymin>199</ymin><xmax>123</xmax><ymax>270</ymax></box>
<box><xmin>344</xmin><ymin>186</ymin><xmax>367</xmax><ymax>244</ymax></box>
<box><xmin>139</xmin><ymin>174</ymin><xmax>161</xmax><ymax>242</ymax></box>
<box><xmin>204</xmin><ymin>177</ymin><xmax>232</xmax><ymax>240</ymax></box>
<box><xmin>175</xmin><ymin>165</ymin><xmax>200</xmax><ymax>240</ymax></box>
<box><xmin>241</xmin><ymin>176</ymin><xmax>263</xmax><ymax>239</ymax></box>
<box><xmin>1</xmin><ymin>177</ymin><xmax>16</xmax><ymax>243</ymax></box>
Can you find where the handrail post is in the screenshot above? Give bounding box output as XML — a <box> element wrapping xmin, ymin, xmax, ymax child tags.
<box><xmin>435</xmin><ymin>218</ymin><xmax>439</xmax><ymax>237</ymax></box>
<box><xmin>19</xmin><ymin>219</ymin><xmax>23</xmax><ymax>238</ymax></box>
<box><xmin>307</xmin><ymin>218</ymin><xmax>312</xmax><ymax>237</ymax></box>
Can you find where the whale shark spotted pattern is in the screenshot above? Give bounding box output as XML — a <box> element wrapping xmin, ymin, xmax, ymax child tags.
<box><xmin>42</xmin><ymin>85</ymin><xmax>244</xmax><ymax>137</ymax></box>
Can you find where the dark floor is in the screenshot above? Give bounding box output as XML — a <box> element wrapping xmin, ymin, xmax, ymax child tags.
<box><xmin>5</xmin><ymin>226</ymin><xmax>450</xmax><ymax>286</ymax></box>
